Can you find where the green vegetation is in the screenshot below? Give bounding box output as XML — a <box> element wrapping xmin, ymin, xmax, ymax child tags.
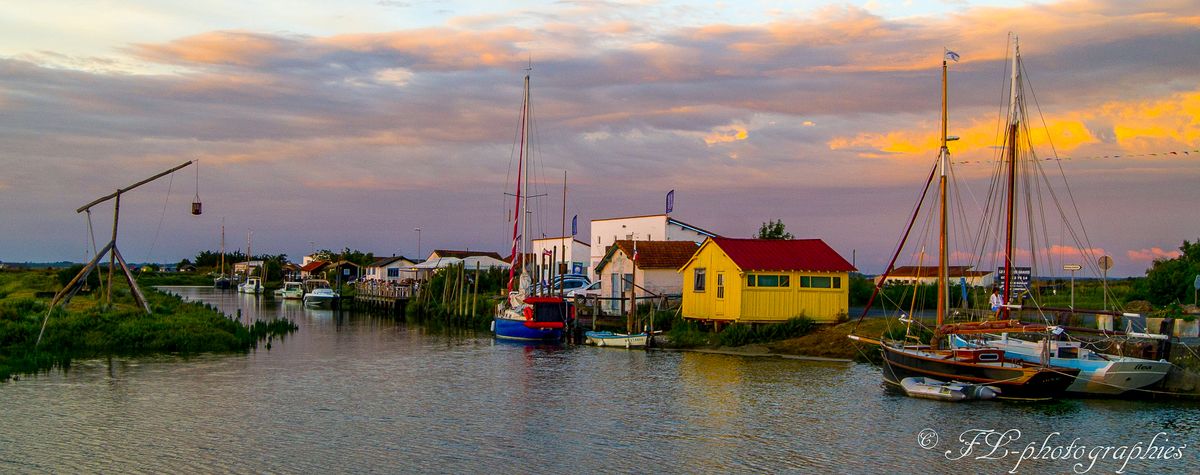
<box><xmin>756</xmin><ymin>219</ymin><xmax>794</xmax><ymax>240</ymax></box>
<box><xmin>663</xmin><ymin>316</ymin><xmax>817</xmax><ymax>349</ymax></box>
<box><xmin>0</xmin><ymin>269</ymin><xmax>296</xmax><ymax>381</ymax></box>
<box><xmin>1128</xmin><ymin>239</ymin><xmax>1200</xmax><ymax>306</ymax></box>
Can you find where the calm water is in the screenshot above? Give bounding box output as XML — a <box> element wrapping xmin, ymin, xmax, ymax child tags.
<box><xmin>2</xmin><ymin>287</ymin><xmax>1197</xmax><ymax>474</ymax></box>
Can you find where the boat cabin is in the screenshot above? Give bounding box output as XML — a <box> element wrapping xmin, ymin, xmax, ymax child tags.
<box><xmin>522</xmin><ymin>296</ymin><xmax>573</xmax><ymax>329</ymax></box>
<box><xmin>952</xmin><ymin>347</ymin><xmax>1006</xmax><ymax>363</ymax></box>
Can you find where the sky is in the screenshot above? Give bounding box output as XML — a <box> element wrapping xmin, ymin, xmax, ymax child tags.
<box><xmin>0</xmin><ymin>0</ymin><xmax>1196</xmax><ymax>277</ymax></box>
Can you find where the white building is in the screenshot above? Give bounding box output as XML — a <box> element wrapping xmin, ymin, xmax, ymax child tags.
<box><xmin>594</xmin><ymin>240</ymin><xmax>699</xmax><ymax>312</ymax></box>
<box><xmin>364</xmin><ymin>256</ymin><xmax>417</xmax><ymax>282</ymax></box>
<box><xmin>531</xmin><ymin>236</ymin><xmax>591</xmax><ymax>280</ymax></box>
<box><xmin>588</xmin><ymin>214</ymin><xmax>715</xmax><ymax>280</ymax></box>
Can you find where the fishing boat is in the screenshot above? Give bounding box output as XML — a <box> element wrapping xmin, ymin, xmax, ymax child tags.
<box><xmin>275</xmin><ymin>281</ymin><xmax>305</xmax><ymax>300</ymax></box>
<box><xmin>492</xmin><ymin>71</ymin><xmax>571</xmax><ymax>342</ymax></box>
<box><xmin>584</xmin><ymin>331</ymin><xmax>649</xmax><ymax>348</ymax></box>
<box><xmin>848</xmin><ymin>43</ymin><xmax>1080</xmax><ymax>401</ymax></box>
<box><xmin>900</xmin><ymin>377</ymin><xmax>1000</xmax><ymax>402</ymax></box>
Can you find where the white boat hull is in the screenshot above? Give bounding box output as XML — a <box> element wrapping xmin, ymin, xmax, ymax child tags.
<box><xmin>953</xmin><ymin>335</ymin><xmax>1171</xmax><ymax>395</ymax></box>
<box><xmin>585</xmin><ymin>331</ymin><xmax>648</xmax><ymax>348</ymax></box>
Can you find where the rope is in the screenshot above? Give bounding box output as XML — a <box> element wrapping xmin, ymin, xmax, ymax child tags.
<box><xmin>145</xmin><ymin>171</ymin><xmax>174</xmax><ymax>263</ymax></box>
<box><xmin>952</xmin><ymin>149</ymin><xmax>1198</xmax><ymax>165</ymax></box>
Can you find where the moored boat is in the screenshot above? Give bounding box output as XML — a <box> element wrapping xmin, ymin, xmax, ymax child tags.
<box><xmin>238</xmin><ymin>277</ymin><xmax>263</xmax><ymax>294</ymax></box>
<box><xmin>952</xmin><ymin>333</ymin><xmax>1171</xmax><ymax>395</ymax></box>
<box><xmin>584</xmin><ymin>330</ymin><xmax>649</xmax><ymax>348</ymax></box>
<box><xmin>276</xmin><ymin>281</ymin><xmax>305</xmax><ymax>300</ymax></box>
<box><xmin>899</xmin><ymin>376</ymin><xmax>1000</xmax><ymax>402</ymax></box>
<box><xmin>303</xmin><ymin>287</ymin><xmax>339</xmax><ymax>307</ymax></box>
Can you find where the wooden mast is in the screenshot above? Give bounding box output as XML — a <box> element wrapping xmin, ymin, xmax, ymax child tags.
<box><xmin>936</xmin><ymin>52</ymin><xmax>950</xmax><ymax>327</ymax></box>
<box><xmin>1002</xmin><ymin>39</ymin><xmax>1021</xmax><ymax>320</ymax></box>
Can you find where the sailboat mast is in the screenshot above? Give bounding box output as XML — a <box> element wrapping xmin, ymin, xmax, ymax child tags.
<box><xmin>507</xmin><ymin>75</ymin><xmax>530</xmax><ymax>293</ymax></box>
<box><xmin>936</xmin><ymin>54</ymin><xmax>949</xmax><ymax>327</ymax></box>
<box><xmin>1002</xmin><ymin>40</ymin><xmax>1021</xmax><ymax>320</ymax></box>
<box><xmin>560</xmin><ymin>170</ymin><xmax>567</xmax><ymax>296</ymax></box>
<box><xmin>522</xmin><ymin>74</ymin><xmax>531</xmax><ymax>290</ymax></box>
<box><xmin>220</xmin><ymin>217</ymin><xmax>225</xmax><ymax>276</ymax></box>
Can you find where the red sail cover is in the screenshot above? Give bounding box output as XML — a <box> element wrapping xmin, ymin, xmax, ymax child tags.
<box><xmin>936</xmin><ymin>319</ymin><xmax>1047</xmax><ymax>336</ymax></box>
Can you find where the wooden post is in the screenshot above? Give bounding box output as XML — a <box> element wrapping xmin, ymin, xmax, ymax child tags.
<box><xmin>106</xmin><ymin>191</ymin><xmax>120</xmax><ymax>306</ymax></box>
<box><xmin>471</xmin><ymin>262</ymin><xmax>480</xmax><ymax>318</ymax></box>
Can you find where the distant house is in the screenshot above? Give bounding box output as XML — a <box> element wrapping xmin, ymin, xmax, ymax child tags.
<box><xmin>233</xmin><ymin>260</ymin><xmax>265</xmax><ymax>276</ymax></box>
<box><xmin>595</xmin><ymin>240</ymin><xmax>698</xmax><ymax>311</ymax></box>
<box><xmin>300</xmin><ymin>260</ymin><xmax>329</xmax><ymax>279</ymax></box>
<box><xmin>328</xmin><ymin>260</ymin><xmax>361</xmax><ymax>286</ymax></box>
<box><xmin>875</xmin><ymin>266</ymin><xmax>994</xmax><ymax>288</ymax></box>
<box><xmin>281</xmin><ymin>263</ymin><xmax>301</xmax><ymax>281</ymax></box>
<box><xmin>680</xmin><ymin>237</ymin><xmax>856</xmax><ymax>324</ymax></box>
<box><xmin>589</xmin><ymin>214</ymin><xmax>716</xmax><ymax>281</ymax></box>
<box><xmin>532</xmin><ymin>236</ymin><xmax>591</xmax><ymax>281</ymax></box>
<box><xmin>426</xmin><ymin>249</ymin><xmax>504</xmax><ymax>261</ymax></box>
<box><xmin>365</xmin><ymin>256</ymin><xmax>417</xmax><ymax>282</ymax></box>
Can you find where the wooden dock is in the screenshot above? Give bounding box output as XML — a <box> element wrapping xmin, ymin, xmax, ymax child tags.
<box><xmin>352</xmin><ymin>282</ymin><xmax>413</xmax><ymax>314</ymax></box>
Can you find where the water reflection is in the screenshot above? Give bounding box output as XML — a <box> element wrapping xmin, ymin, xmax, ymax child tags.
<box><xmin>0</xmin><ymin>286</ymin><xmax>1196</xmax><ymax>474</ymax></box>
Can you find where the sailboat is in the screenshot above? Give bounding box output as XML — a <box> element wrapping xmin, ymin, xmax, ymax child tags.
<box><xmin>943</xmin><ymin>39</ymin><xmax>1171</xmax><ymax>396</ymax></box>
<box><xmin>848</xmin><ymin>45</ymin><xmax>1080</xmax><ymax>401</ymax></box>
<box><xmin>238</xmin><ymin>231</ymin><xmax>263</xmax><ymax>294</ymax></box>
<box><xmin>492</xmin><ymin>71</ymin><xmax>571</xmax><ymax>342</ymax></box>
<box><xmin>213</xmin><ymin>218</ymin><xmax>232</xmax><ymax>289</ymax></box>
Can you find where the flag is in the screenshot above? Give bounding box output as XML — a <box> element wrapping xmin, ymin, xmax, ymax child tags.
<box><xmin>632</xmin><ymin>241</ymin><xmax>638</xmax><ymax>262</ymax></box>
<box><xmin>571</xmin><ymin>215</ymin><xmax>578</xmax><ymax>236</ymax></box>
<box><xmin>665</xmin><ymin>189</ymin><xmax>675</xmax><ymax>214</ymax></box>
<box><xmin>543</xmin><ymin>249</ymin><xmax>552</xmax><ymax>256</ymax></box>
<box><xmin>945</xmin><ymin>50</ymin><xmax>960</xmax><ymax>62</ymax></box>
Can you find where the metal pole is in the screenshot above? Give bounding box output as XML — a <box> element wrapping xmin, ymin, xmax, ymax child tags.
<box><xmin>1103</xmin><ymin>267</ymin><xmax>1108</xmax><ymax>312</ymax></box>
<box><xmin>1070</xmin><ymin>269</ymin><xmax>1075</xmax><ymax>310</ymax></box>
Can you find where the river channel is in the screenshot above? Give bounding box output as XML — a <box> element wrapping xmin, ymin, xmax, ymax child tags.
<box><xmin>2</xmin><ymin>286</ymin><xmax>1197</xmax><ymax>473</ymax></box>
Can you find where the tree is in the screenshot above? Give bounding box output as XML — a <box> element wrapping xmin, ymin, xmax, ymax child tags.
<box><xmin>756</xmin><ymin>219</ymin><xmax>794</xmax><ymax>240</ymax></box>
<box><xmin>1131</xmin><ymin>239</ymin><xmax>1200</xmax><ymax>306</ymax></box>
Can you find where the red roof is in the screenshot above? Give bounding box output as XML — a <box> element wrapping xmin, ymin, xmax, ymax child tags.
<box><xmin>300</xmin><ymin>260</ymin><xmax>329</xmax><ymax>272</ymax></box>
<box><xmin>709</xmin><ymin>237</ymin><xmax>856</xmax><ymax>273</ymax></box>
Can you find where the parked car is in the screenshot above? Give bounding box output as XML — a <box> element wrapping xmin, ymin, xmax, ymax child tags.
<box><xmin>533</xmin><ymin>274</ymin><xmax>591</xmax><ymax>294</ymax></box>
<box><xmin>567</xmin><ymin>280</ymin><xmax>602</xmax><ymax>299</ymax></box>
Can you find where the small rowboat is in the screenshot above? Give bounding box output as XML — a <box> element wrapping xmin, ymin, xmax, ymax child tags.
<box><xmin>900</xmin><ymin>377</ymin><xmax>1000</xmax><ymax>402</ymax></box>
<box><xmin>584</xmin><ymin>331</ymin><xmax>648</xmax><ymax>348</ymax></box>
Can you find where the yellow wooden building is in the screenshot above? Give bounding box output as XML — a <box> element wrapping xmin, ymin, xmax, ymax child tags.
<box><xmin>679</xmin><ymin>237</ymin><xmax>856</xmax><ymax>324</ymax></box>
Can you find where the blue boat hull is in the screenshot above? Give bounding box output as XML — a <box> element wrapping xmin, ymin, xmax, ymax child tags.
<box><xmin>493</xmin><ymin>317</ymin><xmax>563</xmax><ymax>341</ymax></box>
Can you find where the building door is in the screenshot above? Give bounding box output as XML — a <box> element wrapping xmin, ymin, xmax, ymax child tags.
<box><xmin>715</xmin><ymin>272</ymin><xmax>725</xmax><ymax>317</ymax></box>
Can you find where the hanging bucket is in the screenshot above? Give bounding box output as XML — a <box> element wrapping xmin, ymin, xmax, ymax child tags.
<box><xmin>191</xmin><ymin>200</ymin><xmax>203</xmax><ymax>215</ymax></box>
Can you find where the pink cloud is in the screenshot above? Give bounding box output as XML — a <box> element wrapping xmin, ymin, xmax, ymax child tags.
<box><xmin>1126</xmin><ymin>247</ymin><xmax>1181</xmax><ymax>262</ymax></box>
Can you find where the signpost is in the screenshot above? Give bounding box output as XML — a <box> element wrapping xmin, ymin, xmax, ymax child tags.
<box><xmin>996</xmin><ymin>266</ymin><xmax>1032</xmax><ymax>300</ymax></box>
<box><xmin>1064</xmin><ymin>264</ymin><xmax>1082</xmax><ymax>309</ymax></box>
<box><xmin>1193</xmin><ymin>274</ymin><xmax>1199</xmax><ymax>305</ymax></box>
<box><xmin>1098</xmin><ymin>255</ymin><xmax>1114</xmax><ymax>311</ymax></box>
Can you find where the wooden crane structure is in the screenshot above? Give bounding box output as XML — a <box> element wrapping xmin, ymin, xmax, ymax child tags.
<box><xmin>37</xmin><ymin>160</ymin><xmax>197</xmax><ymax>346</ymax></box>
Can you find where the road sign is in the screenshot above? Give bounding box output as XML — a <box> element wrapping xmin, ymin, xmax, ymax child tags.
<box><xmin>1063</xmin><ymin>264</ymin><xmax>1082</xmax><ymax>271</ymax></box>
<box><xmin>1194</xmin><ymin>274</ymin><xmax>1200</xmax><ymax>290</ymax></box>
<box><xmin>1098</xmin><ymin>255</ymin><xmax>1114</xmax><ymax>271</ymax></box>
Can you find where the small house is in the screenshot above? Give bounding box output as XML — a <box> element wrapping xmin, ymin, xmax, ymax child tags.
<box><xmin>594</xmin><ymin>240</ymin><xmax>698</xmax><ymax>309</ymax></box>
<box><xmin>588</xmin><ymin>214</ymin><xmax>716</xmax><ymax>281</ymax></box>
<box><xmin>300</xmin><ymin>260</ymin><xmax>329</xmax><ymax>280</ymax></box>
<box><xmin>365</xmin><ymin>256</ymin><xmax>417</xmax><ymax>282</ymax></box>
<box><xmin>680</xmin><ymin>237</ymin><xmax>856</xmax><ymax>324</ymax></box>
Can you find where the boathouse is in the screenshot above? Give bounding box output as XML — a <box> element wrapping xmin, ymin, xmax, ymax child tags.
<box><xmin>680</xmin><ymin>237</ymin><xmax>855</xmax><ymax>324</ymax></box>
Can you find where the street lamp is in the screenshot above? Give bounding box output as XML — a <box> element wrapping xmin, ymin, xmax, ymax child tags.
<box><xmin>414</xmin><ymin>227</ymin><xmax>422</xmax><ymax>261</ymax></box>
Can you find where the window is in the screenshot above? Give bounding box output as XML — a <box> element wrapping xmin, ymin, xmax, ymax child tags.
<box><xmin>748</xmin><ymin>274</ymin><xmax>789</xmax><ymax>288</ymax></box>
<box><xmin>716</xmin><ymin>273</ymin><xmax>725</xmax><ymax>299</ymax></box>
<box><xmin>694</xmin><ymin>268</ymin><xmax>706</xmax><ymax>292</ymax></box>
<box><xmin>800</xmin><ymin>276</ymin><xmax>833</xmax><ymax>288</ymax></box>
<box><xmin>387</xmin><ymin>268</ymin><xmax>400</xmax><ymax>278</ymax></box>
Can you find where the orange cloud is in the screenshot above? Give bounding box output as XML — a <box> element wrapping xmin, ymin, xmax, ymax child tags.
<box><xmin>703</xmin><ymin>124</ymin><xmax>749</xmax><ymax>146</ymax></box>
<box><xmin>1127</xmin><ymin>247</ymin><xmax>1181</xmax><ymax>262</ymax></box>
<box><xmin>131</xmin><ymin>31</ymin><xmax>293</xmax><ymax>67</ymax></box>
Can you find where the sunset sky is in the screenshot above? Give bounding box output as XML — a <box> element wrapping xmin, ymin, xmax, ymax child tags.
<box><xmin>0</xmin><ymin>0</ymin><xmax>1196</xmax><ymax>277</ymax></box>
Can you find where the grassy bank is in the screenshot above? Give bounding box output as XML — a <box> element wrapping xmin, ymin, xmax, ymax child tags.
<box><xmin>0</xmin><ymin>269</ymin><xmax>296</xmax><ymax>381</ymax></box>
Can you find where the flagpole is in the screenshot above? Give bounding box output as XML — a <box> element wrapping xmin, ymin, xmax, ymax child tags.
<box><xmin>560</xmin><ymin>170</ymin><xmax>567</xmax><ymax>294</ymax></box>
